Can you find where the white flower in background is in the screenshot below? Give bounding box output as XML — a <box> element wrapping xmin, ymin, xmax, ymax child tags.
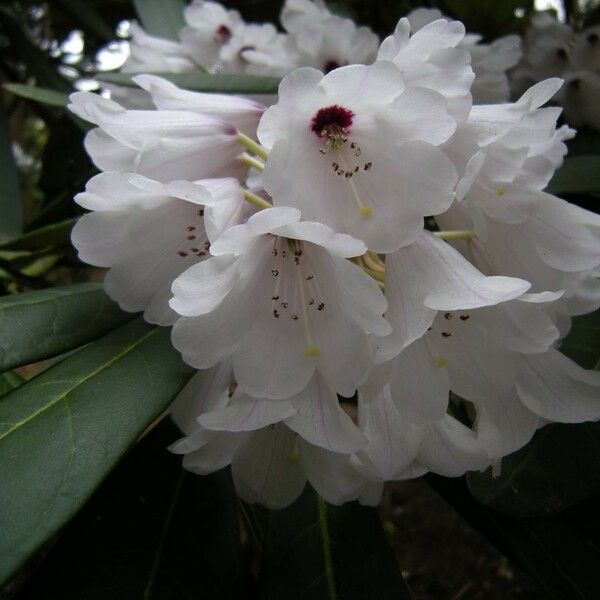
<box><xmin>170</xmin><ymin>372</ymin><xmax>367</xmax><ymax>508</ymax></box>
<box><xmin>218</xmin><ymin>23</ymin><xmax>298</xmax><ymax>75</ymax></box>
<box><xmin>282</xmin><ymin>0</ymin><xmax>379</xmax><ymax>74</ymax></box>
<box><xmin>513</xmin><ymin>12</ymin><xmax>600</xmax><ymax>130</ymax></box>
<box><xmin>170</xmin><ymin>207</ymin><xmax>390</xmax><ymax>399</ymax></box>
<box><xmin>68</xmin><ymin>92</ymin><xmax>244</xmax><ymax>182</ymax></box>
<box><xmin>122</xmin><ymin>22</ymin><xmax>194</xmax><ymax>74</ymax></box>
<box><xmin>180</xmin><ymin>0</ymin><xmax>244</xmax><ymax>69</ymax></box>
<box><xmin>259</xmin><ymin>62</ymin><xmax>458</xmax><ymax>252</ymax></box>
<box><xmin>72</xmin><ymin>173</ymin><xmax>248</xmax><ymax>324</ymax></box>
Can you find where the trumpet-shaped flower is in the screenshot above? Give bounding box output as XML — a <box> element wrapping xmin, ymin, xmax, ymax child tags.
<box><xmin>68</xmin><ymin>92</ymin><xmax>243</xmax><ymax>182</ymax></box>
<box><xmin>170</xmin><ymin>207</ymin><xmax>390</xmax><ymax>399</ymax></box>
<box><xmin>72</xmin><ymin>173</ymin><xmax>247</xmax><ymax>325</ymax></box>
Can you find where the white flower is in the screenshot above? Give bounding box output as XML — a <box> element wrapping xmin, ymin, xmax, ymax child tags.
<box><xmin>467</xmin><ymin>36</ymin><xmax>522</xmax><ymax>104</ymax></box>
<box><xmin>180</xmin><ymin>0</ymin><xmax>244</xmax><ymax>70</ymax></box>
<box><xmin>68</xmin><ymin>92</ymin><xmax>243</xmax><ymax>182</ymax></box>
<box><xmin>281</xmin><ymin>0</ymin><xmax>380</xmax><ymax>74</ymax></box>
<box><xmin>170</xmin><ymin>207</ymin><xmax>390</xmax><ymax>399</ymax></box>
<box><xmin>218</xmin><ymin>23</ymin><xmax>298</xmax><ymax>76</ymax></box>
<box><xmin>375</xmin><ymin>230</ymin><xmax>531</xmax><ymax>362</ymax></box>
<box><xmin>170</xmin><ymin>372</ymin><xmax>366</xmax><ymax>508</ymax></box>
<box><xmin>132</xmin><ymin>74</ymin><xmax>266</xmax><ymax>137</ymax></box>
<box><xmin>72</xmin><ymin>172</ymin><xmax>247</xmax><ymax>325</ymax></box>
<box><xmin>258</xmin><ymin>62</ymin><xmax>458</xmax><ymax>252</ymax></box>
<box><xmin>122</xmin><ymin>22</ymin><xmax>194</xmax><ymax>74</ymax></box>
<box><xmin>377</xmin><ymin>17</ymin><xmax>474</xmax><ymax>121</ymax></box>
<box><xmin>280</xmin><ymin>0</ymin><xmax>332</xmax><ymax>34</ymax></box>
<box><xmin>379</xmin><ymin>290</ymin><xmax>600</xmax><ymax>467</ymax></box>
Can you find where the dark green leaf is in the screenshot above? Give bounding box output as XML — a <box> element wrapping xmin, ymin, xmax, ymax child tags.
<box><xmin>0</xmin><ymin>283</ymin><xmax>133</xmax><ymax>372</ymax></box>
<box><xmin>0</xmin><ymin>102</ymin><xmax>22</xmax><ymax>240</ymax></box>
<box><xmin>4</xmin><ymin>84</ymin><xmax>68</xmax><ymax>108</ymax></box>
<box><xmin>0</xmin><ymin>371</ymin><xmax>23</xmax><ymax>396</ymax></box>
<box><xmin>98</xmin><ymin>71</ymin><xmax>281</xmax><ymax>94</ymax></box>
<box><xmin>467</xmin><ymin>311</ymin><xmax>600</xmax><ymax>516</ymax></box>
<box><xmin>428</xmin><ymin>474</ymin><xmax>600</xmax><ymax>600</ymax></box>
<box><xmin>547</xmin><ymin>155</ymin><xmax>600</xmax><ymax>195</ymax></box>
<box><xmin>0</xmin><ymin>218</ymin><xmax>76</xmax><ymax>251</ymax></box>
<box><xmin>0</xmin><ymin>318</ymin><xmax>194</xmax><ymax>585</ymax></box>
<box><xmin>258</xmin><ymin>486</ymin><xmax>411</xmax><ymax>599</ymax></box>
<box><xmin>132</xmin><ymin>0</ymin><xmax>186</xmax><ymax>40</ymax></box>
<box><xmin>13</xmin><ymin>421</ymin><xmax>247</xmax><ymax>599</ymax></box>
<box><xmin>53</xmin><ymin>0</ymin><xmax>114</xmax><ymax>41</ymax></box>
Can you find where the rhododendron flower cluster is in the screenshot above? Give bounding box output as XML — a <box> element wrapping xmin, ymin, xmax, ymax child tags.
<box><xmin>69</xmin><ymin>1</ymin><xmax>600</xmax><ymax>508</ymax></box>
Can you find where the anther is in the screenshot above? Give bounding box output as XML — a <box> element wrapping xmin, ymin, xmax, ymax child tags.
<box><xmin>308</xmin><ymin>298</ymin><xmax>315</xmax><ymax>305</ymax></box>
<box><xmin>460</xmin><ymin>314</ymin><xmax>470</xmax><ymax>321</ymax></box>
<box><xmin>305</xmin><ymin>345</ymin><xmax>320</xmax><ymax>357</ymax></box>
<box><xmin>317</xmin><ymin>302</ymin><xmax>325</xmax><ymax>311</ymax></box>
<box><xmin>281</xmin><ymin>301</ymin><xmax>288</xmax><ymax>308</ymax></box>
<box><xmin>177</xmin><ymin>251</ymin><xmax>188</xmax><ymax>257</ymax></box>
<box><xmin>198</xmin><ymin>208</ymin><xmax>204</xmax><ymax>216</ymax></box>
<box><xmin>292</xmin><ymin>314</ymin><xmax>299</xmax><ymax>320</ymax></box>
<box><xmin>273</xmin><ymin>309</ymin><xmax>280</xmax><ymax>318</ymax></box>
<box><xmin>306</xmin><ymin>275</ymin><xmax>314</xmax><ymax>280</ymax></box>
<box><xmin>441</xmin><ymin>332</ymin><xmax>452</xmax><ymax>337</ymax></box>
<box><xmin>272</xmin><ymin>269</ymin><xmax>279</xmax><ymax>277</ymax></box>
<box><xmin>187</xmin><ymin>235</ymin><xmax>196</xmax><ymax>240</ymax></box>
<box><xmin>272</xmin><ymin>295</ymin><xmax>280</xmax><ymax>300</ymax></box>
<box><xmin>272</xmin><ymin>248</ymin><xmax>278</xmax><ymax>256</ymax></box>
<box><xmin>444</xmin><ymin>312</ymin><xmax>453</xmax><ymax>320</ymax></box>
<box><xmin>186</xmin><ymin>226</ymin><xmax>196</xmax><ymax>231</ymax></box>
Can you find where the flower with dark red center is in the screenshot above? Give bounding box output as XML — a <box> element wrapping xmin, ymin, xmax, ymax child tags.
<box><xmin>215</xmin><ymin>24</ymin><xmax>232</xmax><ymax>43</ymax></box>
<box><xmin>310</xmin><ymin>104</ymin><xmax>354</xmax><ymax>139</ymax></box>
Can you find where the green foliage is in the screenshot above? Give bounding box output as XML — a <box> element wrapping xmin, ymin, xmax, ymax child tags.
<box><xmin>548</xmin><ymin>155</ymin><xmax>600</xmax><ymax>195</ymax></box>
<box><xmin>0</xmin><ymin>319</ymin><xmax>194</xmax><ymax>585</ymax></box>
<box><xmin>99</xmin><ymin>71</ymin><xmax>282</xmax><ymax>94</ymax></box>
<box><xmin>0</xmin><ymin>283</ymin><xmax>133</xmax><ymax>372</ymax></box>
<box><xmin>0</xmin><ymin>103</ymin><xmax>22</xmax><ymax>239</ymax></box>
<box><xmin>258</xmin><ymin>487</ymin><xmax>411</xmax><ymax>599</ymax></box>
<box><xmin>4</xmin><ymin>84</ymin><xmax>69</xmax><ymax>108</ymax></box>
<box><xmin>133</xmin><ymin>0</ymin><xmax>187</xmax><ymax>40</ymax></box>
<box><xmin>14</xmin><ymin>421</ymin><xmax>247</xmax><ymax>599</ymax></box>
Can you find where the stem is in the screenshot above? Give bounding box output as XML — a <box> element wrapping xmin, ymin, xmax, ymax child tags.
<box><xmin>362</xmin><ymin>251</ymin><xmax>385</xmax><ymax>274</ymax></box>
<box><xmin>238</xmin><ymin>131</ymin><xmax>269</xmax><ymax>161</ymax></box>
<box><xmin>243</xmin><ymin>190</ymin><xmax>273</xmax><ymax>210</ymax></box>
<box><xmin>434</xmin><ymin>230</ymin><xmax>475</xmax><ymax>242</ymax></box>
<box><xmin>241</xmin><ymin>152</ymin><xmax>265</xmax><ymax>172</ymax></box>
<box><xmin>317</xmin><ymin>496</ymin><xmax>338</xmax><ymax>600</ymax></box>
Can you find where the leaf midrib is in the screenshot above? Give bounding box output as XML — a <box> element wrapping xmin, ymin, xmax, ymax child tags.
<box><xmin>0</xmin><ymin>327</ymin><xmax>158</xmax><ymax>443</ymax></box>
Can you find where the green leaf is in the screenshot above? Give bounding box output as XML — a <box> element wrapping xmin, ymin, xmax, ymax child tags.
<box><xmin>428</xmin><ymin>474</ymin><xmax>600</xmax><ymax>600</ymax></box>
<box><xmin>4</xmin><ymin>84</ymin><xmax>68</xmax><ymax>108</ymax></box>
<box><xmin>98</xmin><ymin>71</ymin><xmax>281</xmax><ymax>94</ymax></box>
<box><xmin>0</xmin><ymin>283</ymin><xmax>133</xmax><ymax>371</ymax></box>
<box><xmin>0</xmin><ymin>371</ymin><xmax>23</xmax><ymax>396</ymax></box>
<box><xmin>0</xmin><ymin>218</ymin><xmax>76</xmax><ymax>251</ymax></box>
<box><xmin>258</xmin><ymin>486</ymin><xmax>411</xmax><ymax>599</ymax></box>
<box><xmin>0</xmin><ymin>102</ymin><xmax>22</xmax><ymax>240</ymax></box>
<box><xmin>0</xmin><ymin>7</ymin><xmax>70</xmax><ymax>92</ymax></box>
<box><xmin>53</xmin><ymin>0</ymin><xmax>114</xmax><ymax>42</ymax></box>
<box><xmin>0</xmin><ymin>318</ymin><xmax>194</xmax><ymax>585</ymax></box>
<box><xmin>14</xmin><ymin>421</ymin><xmax>246</xmax><ymax>599</ymax></box>
<box><xmin>467</xmin><ymin>311</ymin><xmax>600</xmax><ymax>516</ymax></box>
<box><xmin>547</xmin><ymin>155</ymin><xmax>600</xmax><ymax>195</ymax></box>
<box><xmin>132</xmin><ymin>0</ymin><xmax>186</xmax><ymax>40</ymax></box>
